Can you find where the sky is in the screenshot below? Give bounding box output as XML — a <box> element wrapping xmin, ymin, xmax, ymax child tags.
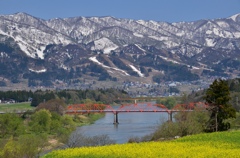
<box><xmin>0</xmin><ymin>0</ymin><xmax>240</xmax><ymax>22</ymax></box>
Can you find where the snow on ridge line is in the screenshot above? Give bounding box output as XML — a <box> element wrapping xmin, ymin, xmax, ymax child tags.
<box><xmin>228</xmin><ymin>14</ymin><xmax>240</xmax><ymax>22</ymax></box>
<box><xmin>89</xmin><ymin>56</ymin><xmax>129</xmax><ymax>76</ymax></box>
<box><xmin>29</xmin><ymin>68</ymin><xmax>47</xmax><ymax>73</ymax></box>
<box><xmin>129</xmin><ymin>65</ymin><xmax>144</xmax><ymax>77</ymax></box>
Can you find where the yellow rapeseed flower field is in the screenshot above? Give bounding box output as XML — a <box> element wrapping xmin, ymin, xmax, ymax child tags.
<box><xmin>43</xmin><ymin>131</ymin><xmax>240</xmax><ymax>158</ymax></box>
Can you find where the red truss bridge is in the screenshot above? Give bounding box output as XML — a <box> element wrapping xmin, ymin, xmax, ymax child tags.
<box><xmin>66</xmin><ymin>102</ymin><xmax>208</xmax><ymax>124</ymax></box>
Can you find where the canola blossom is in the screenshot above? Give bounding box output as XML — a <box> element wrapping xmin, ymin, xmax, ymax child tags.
<box><xmin>43</xmin><ymin>131</ymin><xmax>240</xmax><ymax>158</ymax></box>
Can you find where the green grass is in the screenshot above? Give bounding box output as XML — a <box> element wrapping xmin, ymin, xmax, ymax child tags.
<box><xmin>71</xmin><ymin>113</ymin><xmax>105</xmax><ymax>126</ymax></box>
<box><xmin>88</xmin><ymin>113</ymin><xmax>105</xmax><ymax>123</ymax></box>
<box><xmin>0</xmin><ymin>102</ymin><xmax>34</xmax><ymax>112</ymax></box>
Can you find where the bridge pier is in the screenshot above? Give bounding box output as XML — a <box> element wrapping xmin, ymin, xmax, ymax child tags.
<box><xmin>113</xmin><ymin>112</ymin><xmax>119</xmax><ymax>124</ymax></box>
<box><xmin>168</xmin><ymin>111</ymin><xmax>173</xmax><ymax>122</ymax></box>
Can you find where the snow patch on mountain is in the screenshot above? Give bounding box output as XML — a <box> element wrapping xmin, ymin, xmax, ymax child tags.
<box><xmin>159</xmin><ymin>55</ymin><xmax>202</xmax><ymax>70</ymax></box>
<box><xmin>190</xmin><ymin>66</ymin><xmax>200</xmax><ymax>70</ymax></box>
<box><xmin>133</xmin><ymin>33</ymin><xmax>144</xmax><ymax>38</ymax></box>
<box><xmin>205</xmin><ymin>38</ymin><xmax>216</xmax><ymax>47</ymax></box>
<box><xmin>158</xmin><ymin>55</ymin><xmax>180</xmax><ymax>64</ymax></box>
<box><xmin>29</xmin><ymin>68</ymin><xmax>47</xmax><ymax>73</ymax></box>
<box><xmin>206</xmin><ymin>30</ymin><xmax>212</xmax><ymax>35</ymax></box>
<box><xmin>148</xmin><ymin>36</ymin><xmax>179</xmax><ymax>48</ymax></box>
<box><xmin>176</xmin><ymin>31</ymin><xmax>185</xmax><ymax>37</ymax></box>
<box><xmin>36</xmin><ymin>46</ymin><xmax>46</xmax><ymax>59</ymax></box>
<box><xmin>0</xmin><ymin>52</ymin><xmax>9</xmax><ymax>58</ymax></box>
<box><xmin>136</xmin><ymin>20</ymin><xmax>146</xmax><ymax>26</ymax></box>
<box><xmin>60</xmin><ymin>64</ymin><xmax>69</xmax><ymax>70</ymax></box>
<box><xmin>213</xmin><ymin>28</ymin><xmax>233</xmax><ymax>38</ymax></box>
<box><xmin>216</xmin><ymin>21</ymin><xmax>229</xmax><ymax>28</ymax></box>
<box><xmin>91</xmin><ymin>38</ymin><xmax>118</xmax><ymax>54</ymax></box>
<box><xmin>129</xmin><ymin>65</ymin><xmax>144</xmax><ymax>77</ymax></box>
<box><xmin>0</xmin><ymin>30</ymin><xmax>38</xmax><ymax>58</ymax></box>
<box><xmin>134</xmin><ymin>44</ymin><xmax>146</xmax><ymax>52</ymax></box>
<box><xmin>15</xmin><ymin>36</ymin><xmax>36</xmax><ymax>58</ymax></box>
<box><xmin>149</xmin><ymin>36</ymin><xmax>168</xmax><ymax>41</ymax></box>
<box><xmin>89</xmin><ymin>56</ymin><xmax>129</xmax><ymax>76</ymax></box>
<box><xmin>234</xmin><ymin>32</ymin><xmax>240</xmax><ymax>38</ymax></box>
<box><xmin>164</xmin><ymin>41</ymin><xmax>179</xmax><ymax>48</ymax></box>
<box><xmin>0</xmin><ymin>29</ymin><xmax>8</xmax><ymax>37</ymax></box>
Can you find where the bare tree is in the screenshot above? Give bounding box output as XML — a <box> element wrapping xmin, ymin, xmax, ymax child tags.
<box><xmin>66</xmin><ymin>131</ymin><xmax>116</xmax><ymax>148</ymax></box>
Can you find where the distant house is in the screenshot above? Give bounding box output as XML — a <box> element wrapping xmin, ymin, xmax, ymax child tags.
<box><xmin>3</xmin><ymin>99</ymin><xmax>15</xmax><ymax>104</ymax></box>
<box><xmin>28</xmin><ymin>97</ymin><xmax>33</xmax><ymax>102</ymax></box>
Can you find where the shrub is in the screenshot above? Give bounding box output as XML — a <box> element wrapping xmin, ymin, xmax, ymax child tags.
<box><xmin>152</xmin><ymin>109</ymin><xmax>210</xmax><ymax>140</ymax></box>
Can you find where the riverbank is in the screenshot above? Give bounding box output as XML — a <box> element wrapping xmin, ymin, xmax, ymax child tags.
<box><xmin>51</xmin><ymin>113</ymin><xmax>105</xmax><ymax>141</ymax></box>
<box><xmin>40</xmin><ymin>113</ymin><xmax>105</xmax><ymax>155</ymax></box>
<box><xmin>73</xmin><ymin>113</ymin><xmax>105</xmax><ymax>126</ymax></box>
<box><xmin>43</xmin><ymin>130</ymin><xmax>240</xmax><ymax>157</ymax></box>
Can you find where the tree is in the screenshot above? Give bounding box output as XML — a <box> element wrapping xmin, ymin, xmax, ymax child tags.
<box><xmin>152</xmin><ymin>107</ymin><xmax>210</xmax><ymax>140</ymax></box>
<box><xmin>36</xmin><ymin>99</ymin><xmax>67</xmax><ymax>115</ymax></box>
<box><xmin>17</xmin><ymin>134</ymin><xmax>48</xmax><ymax>158</ymax></box>
<box><xmin>1</xmin><ymin>137</ymin><xmax>21</xmax><ymax>158</ymax></box>
<box><xmin>29</xmin><ymin>109</ymin><xmax>52</xmax><ymax>133</ymax></box>
<box><xmin>0</xmin><ymin>113</ymin><xmax>25</xmax><ymax>138</ymax></box>
<box><xmin>1</xmin><ymin>134</ymin><xmax>48</xmax><ymax>158</ymax></box>
<box><xmin>156</xmin><ymin>97</ymin><xmax>176</xmax><ymax>109</ymax></box>
<box><xmin>55</xmin><ymin>115</ymin><xmax>76</xmax><ymax>143</ymax></box>
<box><xmin>31</xmin><ymin>91</ymin><xmax>55</xmax><ymax>107</ymax></box>
<box><xmin>67</xmin><ymin>132</ymin><xmax>115</xmax><ymax>148</ymax></box>
<box><xmin>204</xmin><ymin>79</ymin><xmax>236</xmax><ymax>132</ymax></box>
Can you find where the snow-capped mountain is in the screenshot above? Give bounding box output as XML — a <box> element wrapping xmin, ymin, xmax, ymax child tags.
<box><xmin>0</xmin><ymin>12</ymin><xmax>240</xmax><ymax>87</ymax></box>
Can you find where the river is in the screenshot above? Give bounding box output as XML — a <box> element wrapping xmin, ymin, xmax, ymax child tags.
<box><xmin>73</xmin><ymin>104</ymin><xmax>169</xmax><ymax>144</ymax></box>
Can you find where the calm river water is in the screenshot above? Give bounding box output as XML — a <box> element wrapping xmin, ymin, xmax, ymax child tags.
<box><xmin>74</xmin><ymin>104</ymin><xmax>169</xmax><ymax>143</ymax></box>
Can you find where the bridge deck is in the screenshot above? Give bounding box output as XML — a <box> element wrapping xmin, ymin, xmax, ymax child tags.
<box><xmin>65</xmin><ymin>109</ymin><xmax>193</xmax><ymax>114</ymax></box>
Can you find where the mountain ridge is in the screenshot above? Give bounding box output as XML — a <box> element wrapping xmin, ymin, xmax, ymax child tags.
<box><xmin>0</xmin><ymin>12</ymin><xmax>240</xmax><ymax>89</ymax></box>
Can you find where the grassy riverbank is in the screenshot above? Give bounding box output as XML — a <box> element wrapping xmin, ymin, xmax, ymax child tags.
<box><xmin>71</xmin><ymin>113</ymin><xmax>105</xmax><ymax>126</ymax></box>
<box><xmin>42</xmin><ymin>113</ymin><xmax>105</xmax><ymax>154</ymax></box>
<box><xmin>43</xmin><ymin>130</ymin><xmax>240</xmax><ymax>158</ymax></box>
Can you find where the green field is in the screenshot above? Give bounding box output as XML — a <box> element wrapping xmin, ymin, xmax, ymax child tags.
<box><xmin>43</xmin><ymin>131</ymin><xmax>240</xmax><ymax>158</ymax></box>
<box><xmin>0</xmin><ymin>102</ymin><xmax>34</xmax><ymax>112</ymax></box>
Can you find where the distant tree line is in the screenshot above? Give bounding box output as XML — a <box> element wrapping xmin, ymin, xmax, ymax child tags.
<box><xmin>0</xmin><ymin>88</ymin><xmax>129</xmax><ymax>107</ymax></box>
<box><xmin>0</xmin><ymin>90</ymin><xmax>33</xmax><ymax>102</ymax></box>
